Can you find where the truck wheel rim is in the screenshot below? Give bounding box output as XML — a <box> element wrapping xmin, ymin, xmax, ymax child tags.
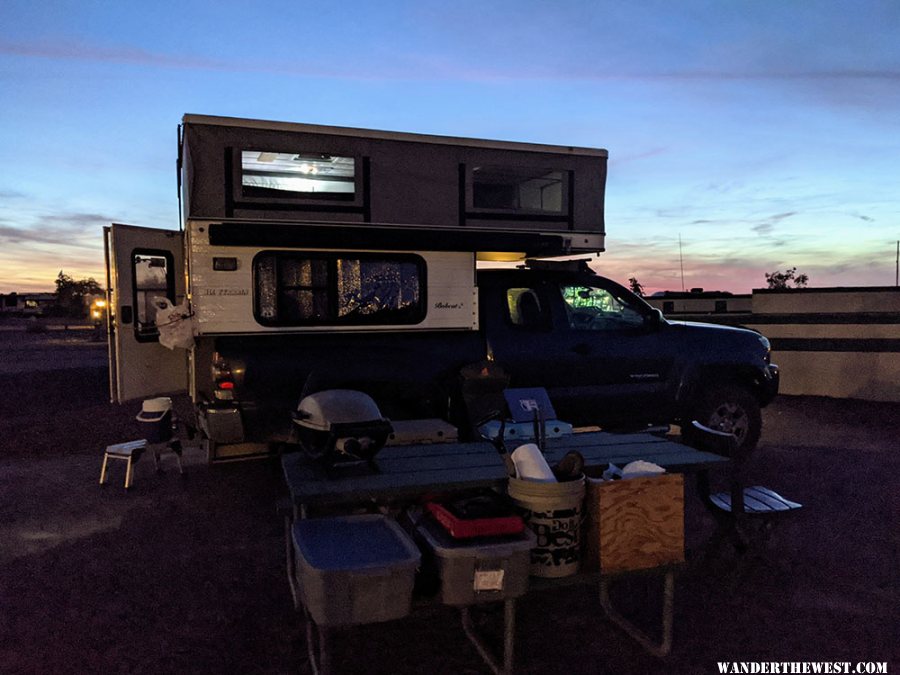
<box><xmin>708</xmin><ymin>402</ymin><xmax>748</xmax><ymax>442</ymax></box>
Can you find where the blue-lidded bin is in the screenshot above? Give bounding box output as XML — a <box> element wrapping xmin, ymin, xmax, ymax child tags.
<box><xmin>292</xmin><ymin>514</ymin><xmax>421</xmax><ymax>627</ymax></box>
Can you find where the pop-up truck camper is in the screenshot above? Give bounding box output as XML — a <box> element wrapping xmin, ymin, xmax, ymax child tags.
<box><xmin>106</xmin><ymin>115</ymin><xmax>778</xmax><ymax>460</ymax></box>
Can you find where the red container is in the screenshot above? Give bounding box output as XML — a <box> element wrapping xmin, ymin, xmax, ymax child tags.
<box><xmin>425</xmin><ymin>499</ymin><xmax>525</xmax><ymax>539</ymax></box>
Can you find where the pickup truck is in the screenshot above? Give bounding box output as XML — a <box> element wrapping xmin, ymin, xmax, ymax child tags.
<box><xmin>210</xmin><ymin>259</ymin><xmax>779</xmax><ymax>454</ymax></box>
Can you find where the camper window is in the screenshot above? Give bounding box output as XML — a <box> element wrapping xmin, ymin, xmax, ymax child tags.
<box><xmin>253</xmin><ymin>252</ymin><xmax>425</xmax><ymax>327</ymax></box>
<box><xmin>468</xmin><ymin>166</ymin><xmax>568</xmax><ymax>215</ymax></box>
<box><xmin>241</xmin><ymin>151</ymin><xmax>356</xmax><ymax>201</ymax></box>
<box><xmin>132</xmin><ymin>251</ymin><xmax>174</xmax><ymax>341</ymax></box>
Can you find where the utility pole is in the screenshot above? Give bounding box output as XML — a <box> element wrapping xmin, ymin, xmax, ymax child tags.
<box><xmin>679</xmin><ymin>233</ymin><xmax>685</xmax><ymax>292</ymax></box>
<box><xmin>895</xmin><ymin>240</ymin><xmax>898</xmax><ymax>287</ymax></box>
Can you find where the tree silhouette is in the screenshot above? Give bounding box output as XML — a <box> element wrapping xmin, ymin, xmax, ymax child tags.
<box><xmin>628</xmin><ymin>276</ymin><xmax>645</xmax><ymax>296</ymax></box>
<box><xmin>53</xmin><ymin>271</ymin><xmax>103</xmax><ymax>317</ymax></box>
<box><xmin>765</xmin><ymin>267</ymin><xmax>809</xmax><ymax>289</ymax></box>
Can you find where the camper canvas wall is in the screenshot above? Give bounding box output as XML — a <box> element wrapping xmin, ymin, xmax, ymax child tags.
<box><xmin>179</xmin><ymin>115</ymin><xmax>607</xmax><ymax>254</ymax></box>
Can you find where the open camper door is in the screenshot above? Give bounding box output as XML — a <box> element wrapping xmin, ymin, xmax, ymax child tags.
<box><xmin>105</xmin><ymin>223</ymin><xmax>188</xmax><ymax>403</ymax></box>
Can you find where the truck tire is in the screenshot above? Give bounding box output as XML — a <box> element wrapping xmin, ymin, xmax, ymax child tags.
<box><xmin>682</xmin><ymin>384</ymin><xmax>762</xmax><ymax>455</ymax></box>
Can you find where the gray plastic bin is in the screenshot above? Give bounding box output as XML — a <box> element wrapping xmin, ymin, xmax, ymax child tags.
<box><xmin>292</xmin><ymin>514</ymin><xmax>421</xmax><ymax>627</ymax></box>
<box><xmin>416</xmin><ymin>517</ymin><xmax>536</xmax><ymax>606</ymax></box>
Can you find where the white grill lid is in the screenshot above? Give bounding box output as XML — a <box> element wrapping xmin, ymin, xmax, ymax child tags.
<box><xmin>296</xmin><ymin>390</ymin><xmax>384</xmax><ymax>432</ymax></box>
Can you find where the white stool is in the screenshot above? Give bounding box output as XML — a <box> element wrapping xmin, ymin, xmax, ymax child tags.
<box><xmin>100</xmin><ymin>439</ymin><xmax>148</xmax><ymax>489</ymax></box>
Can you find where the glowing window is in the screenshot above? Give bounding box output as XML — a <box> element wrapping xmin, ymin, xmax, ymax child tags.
<box><xmin>132</xmin><ymin>252</ymin><xmax>173</xmax><ymax>341</ymax></box>
<box><xmin>254</xmin><ymin>252</ymin><xmax>424</xmax><ymax>326</ymax></box>
<box><xmin>241</xmin><ymin>151</ymin><xmax>356</xmax><ymax>200</ymax></box>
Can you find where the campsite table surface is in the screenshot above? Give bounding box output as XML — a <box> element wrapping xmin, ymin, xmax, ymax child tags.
<box><xmin>281</xmin><ymin>430</ymin><xmax>729</xmax><ymax>509</ymax></box>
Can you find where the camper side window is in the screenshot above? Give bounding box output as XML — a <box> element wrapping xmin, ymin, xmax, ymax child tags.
<box><xmin>467</xmin><ymin>166</ymin><xmax>569</xmax><ymax>215</ymax></box>
<box><xmin>241</xmin><ymin>151</ymin><xmax>357</xmax><ymax>201</ymax></box>
<box><xmin>254</xmin><ymin>252</ymin><xmax>425</xmax><ymax>326</ymax></box>
<box><xmin>132</xmin><ymin>251</ymin><xmax>174</xmax><ymax>341</ymax></box>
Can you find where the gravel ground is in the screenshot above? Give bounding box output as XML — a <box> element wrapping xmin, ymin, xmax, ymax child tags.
<box><xmin>0</xmin><ymin>328</ymin><xmax>898</xmax><ymax>674</ymax></box>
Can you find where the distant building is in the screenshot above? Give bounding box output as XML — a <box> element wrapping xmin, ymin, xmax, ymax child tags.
<box><xmin>645</xmin><ymin>289</ymin><xmax>752</xmax><ymax>316</ymax></box>
<box><xmin>0</xmin><ymin>292</ymin><xmax>56</xmax><ymax>316</ymax></box>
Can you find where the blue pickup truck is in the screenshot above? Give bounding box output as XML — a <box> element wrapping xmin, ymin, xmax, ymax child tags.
<box><xmin>211</xmin><ymin>259</ymin><xmax>778</xmax><ymax>454</ymax></box>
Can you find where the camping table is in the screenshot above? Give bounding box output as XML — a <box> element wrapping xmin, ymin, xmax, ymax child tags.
<box><xmin>281</xmin><ymin>431</ymin><xmax>728</xmax><ymax>674</ymax></box>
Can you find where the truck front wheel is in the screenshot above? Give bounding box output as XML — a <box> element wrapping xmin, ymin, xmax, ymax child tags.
<box><xmin>682</xmin><ymin>384</ymin><xmax>762</xmax><ymax>455</ymax></box>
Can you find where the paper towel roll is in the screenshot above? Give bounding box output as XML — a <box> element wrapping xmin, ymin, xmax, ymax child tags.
<box><xmin>511</xmin><ymin>443</ymin><xmax>557</xmax><ymax>482</ymax></box>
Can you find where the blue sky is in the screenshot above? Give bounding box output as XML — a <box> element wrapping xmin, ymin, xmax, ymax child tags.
<box><xmin>1</xmin><ymin>0</ymin><xmax>898</xmax><ymax>293</ymax></box>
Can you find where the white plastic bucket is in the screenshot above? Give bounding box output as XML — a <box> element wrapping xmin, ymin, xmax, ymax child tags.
<box><xmin>507</xmin><ymin>476</ymin><xmax>586</xmax><ymax>578</ymax></box>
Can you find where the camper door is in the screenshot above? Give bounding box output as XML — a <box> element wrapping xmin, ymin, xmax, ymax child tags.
<box><xmin>105</xmin><ymin>223</ymin><xmax>188</xmax><ymax>403</ymax></box>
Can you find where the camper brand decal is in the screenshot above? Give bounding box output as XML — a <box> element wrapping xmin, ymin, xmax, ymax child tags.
<box><xmin>434</xmin><ymin>302</ymin><xmax>462</xmax><ymax>310</ymax></box>
<box><xmin>203</xmin><ymin>288</ymin><xmax>249</xmax><ymax>296</ymax></box>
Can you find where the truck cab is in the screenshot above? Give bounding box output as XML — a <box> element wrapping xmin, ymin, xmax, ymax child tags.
<box><xmin>476</xmin><ymin>261</ymin><xmax>778</xmax><ymax>450</ymax></box>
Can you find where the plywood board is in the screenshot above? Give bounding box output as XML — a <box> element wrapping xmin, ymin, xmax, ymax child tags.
<box><xmin>584</xmin><ymin>474</ymin><xmax>684</xmax><ymax>574</ymax></box>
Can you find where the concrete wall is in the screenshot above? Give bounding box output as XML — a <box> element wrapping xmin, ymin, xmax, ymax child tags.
<box><xmin>749</xmin><ymin>287</ymin><xmax>900</xmax><ymax>402</ymax></box>
<box><xmin>753</xmin><ymin>287</ymin><xmax>900</xmax><ymax>314</ymax></box>
<box><xmin>648</xmin><ymin>286</ymin><xmax>900</xmax><ymax>402</ymax></box>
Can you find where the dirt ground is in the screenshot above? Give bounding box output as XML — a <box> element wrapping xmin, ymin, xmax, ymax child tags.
<box><xmin>0</xmin><ymin>327</ymin><xmax>898</xmax><ymax>674</ymax></box>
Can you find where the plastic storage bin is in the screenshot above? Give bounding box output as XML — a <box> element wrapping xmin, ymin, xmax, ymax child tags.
<box><xmin>415</xmin><ymin>516</ymin><xmax>535</xmax><ymax>606</ymax></box>
<box><xmin>291</xmin><ymin>514</ymin><xmax>421</xmax><ymax>626</ymax></box>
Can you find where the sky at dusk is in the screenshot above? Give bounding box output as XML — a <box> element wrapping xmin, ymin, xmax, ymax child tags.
<box><xmin>1</xmin><ymin>0</ymin><xmax>899</xmax><ymax>294</ymax></box>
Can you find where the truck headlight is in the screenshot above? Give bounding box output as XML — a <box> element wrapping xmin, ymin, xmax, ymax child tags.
<box><xmin>758</xmin><ymin>334</ymin><xmax>771</xmax><ymax>363</ymax></box>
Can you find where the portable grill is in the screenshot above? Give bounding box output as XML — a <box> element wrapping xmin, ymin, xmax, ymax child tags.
<box><xmin>292</xmin><ymin>390</ymin><xmax>393</xmax><ymax>474</ymax></box>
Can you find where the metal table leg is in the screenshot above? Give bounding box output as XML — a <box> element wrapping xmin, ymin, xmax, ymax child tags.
<box><xmin>284</xmin><ymin>513</ymin><xmax>301</xmax><ymax>610</ymax></box>
<box><xmin>460</xmin><ymin>598</ymin><xmax>516</xmax><ymax>675</ymax></box>
<box><xmin>599</xmin><ymin>570</ymin><xmax>675</xmax><ymax>658</ymax></box>
<box><xmin>304</xmin><ymin>608</ymin><xmax>331</xmax><ymax>675</ymax></box>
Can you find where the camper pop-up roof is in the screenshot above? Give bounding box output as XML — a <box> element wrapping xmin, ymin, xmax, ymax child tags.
<box><xmin>179</xmin><ymin>114</ymin><xmax>608</xmax><ymax>258</ymax></box>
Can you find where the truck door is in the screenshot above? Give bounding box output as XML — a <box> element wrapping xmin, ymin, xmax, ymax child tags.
<box><xmin>548</xmin><ymin>279</ymin><xmax>676</xmax><ymax>425</ymax></box>
<box><xmin>104</xmin><ymin>223</ymin><xmax>188</xmax><ymax>403</ymax></box>
<box><xmin>478</xmin><ymin>275</ymin><xmax>563</xmax><ymax>391</ymax></box>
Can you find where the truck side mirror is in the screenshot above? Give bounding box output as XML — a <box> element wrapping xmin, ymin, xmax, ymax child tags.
<box><xmin>646</xmin><ymin>308</ymin><xmax>663</xmax><ymax>330</ymax></box>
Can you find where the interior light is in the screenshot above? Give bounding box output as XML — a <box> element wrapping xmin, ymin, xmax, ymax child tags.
<box><xmin>477</xmin><ymin>252</ymin><xmax>527</xmax><ymax>262</ymax></box>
